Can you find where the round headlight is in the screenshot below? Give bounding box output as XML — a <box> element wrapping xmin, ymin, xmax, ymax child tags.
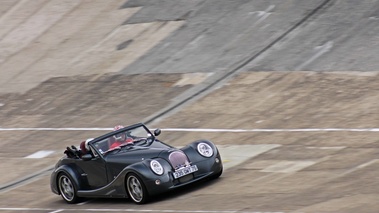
<box><xmin>197</xmin><ymin>142</ymin><xmax>213</xmax><ymax>157</ymax></box>
<box><xmin>150</xmin><ymin>160</ymin><xmax>164</xmax><ymax>175</ymax></box>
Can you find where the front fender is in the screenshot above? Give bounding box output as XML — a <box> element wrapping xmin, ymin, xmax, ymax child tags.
<box><xmin>181</xmin><ymin>140</ymin><xmax>221</xmax><ymax>163</ymax></box>
<box><xmin>181</xmin><ymin>140</ymin><xmax>223</xmax><ymax>177</ymax></box>
<box><xmin>119</xmin><ymin>159</ymin><xmax>173</xmax><ymax>196</ymax></box>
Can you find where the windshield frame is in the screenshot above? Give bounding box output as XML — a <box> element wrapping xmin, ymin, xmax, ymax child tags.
<box><xmin>88</xmin><ymin>123</ymin><xmax>155</xmax><ymax>157</ymax></box>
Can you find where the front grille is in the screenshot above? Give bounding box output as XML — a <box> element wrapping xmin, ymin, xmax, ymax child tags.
<box><xmin>169</xmin><ymin>151</ymin><xmax>190</xmax><ymax>170</ymax></box>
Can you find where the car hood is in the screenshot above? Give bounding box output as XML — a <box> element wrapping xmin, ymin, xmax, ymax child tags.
<box><xmin>104</xmin><ymin>145</ymin><xmax>182</xmax><ymax>178</ymax></box>
<box><xmin>105</xmin><ymin>145</ymin><xmax>177</xmax><ymax>164</ymax></box>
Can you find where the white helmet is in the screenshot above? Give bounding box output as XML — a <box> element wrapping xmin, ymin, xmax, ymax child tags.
<box><xmin>85</xmin><ymin>138</ymin><xmax>94</xmax><ymax>150</ymax></box>
<box><xmin>113</xmin><ymin>125</ymin><xmax>124</xmax><ymax>131</ymax></box>
<box><xmin>113</xmin><ymin>125</ymin><xmax>125</xmax><ymax>140</ymax></box>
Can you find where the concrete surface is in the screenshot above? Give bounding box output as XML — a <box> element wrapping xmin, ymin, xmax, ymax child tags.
<box><xmin>0</xmin><ymin>0</ymin><xmax>379</xmax><ymax>212</ymax></box>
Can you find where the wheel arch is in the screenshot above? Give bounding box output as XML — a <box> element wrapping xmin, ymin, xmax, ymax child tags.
<box><xmin>122</xmin><ymin>162</ymin><xmax>150</xmax><ymax>188</ymax></box>
<box><xmin>122</xmin><ymin>163</ymin><xmax>151</xmax><ymax>204</ymax></box>
<box><xmin>121</xmin><ymin>160</ymin><xmax>167</xmax><ymax>196</ymax></box>
<box><xmin>55</xmin><ymin>165</ymin><xmax>83</xmax><ymax>194</ymax></box>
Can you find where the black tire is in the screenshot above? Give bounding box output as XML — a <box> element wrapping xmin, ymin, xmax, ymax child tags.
<box><xmin>126</xmin><ymin>173</ymin><xmax>149</xmax><ymax>204</ymax></box>
<box><xmin>58</xmin><ymin>173</ymin><xmax>80</xmax><ymax>204</ymax></box>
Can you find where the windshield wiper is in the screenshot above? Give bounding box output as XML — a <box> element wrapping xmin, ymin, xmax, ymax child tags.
<box><xmin>134</xmin><ymin>137</ymin><xmax>155</xmax><ymax>146</ymax></box>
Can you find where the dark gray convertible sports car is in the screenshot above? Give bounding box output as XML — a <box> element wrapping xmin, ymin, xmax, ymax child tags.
<box><xmin>50</xmin><ymin>123</ymin><xmax>223</xmax><ymax>204</ymax></box>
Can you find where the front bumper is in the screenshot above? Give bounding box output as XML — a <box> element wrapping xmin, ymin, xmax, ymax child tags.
<box><xmin>145</xmin><ymin>154</ymin><xmax>223</xmax><ymax>196</ymax></box>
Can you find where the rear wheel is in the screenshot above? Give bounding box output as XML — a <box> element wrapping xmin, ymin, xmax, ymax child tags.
<box><xmin>126</xmin><ymin>173</ymin><xmax>149</xmax><ymax>204</ymax></box>
<box><xmin>58</xmin><ymin>173</ymin><xmax>80</xmax><ymax>204</ymax></box>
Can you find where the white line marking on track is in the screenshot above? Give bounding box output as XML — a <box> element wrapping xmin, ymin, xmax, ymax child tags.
<box><xmin>0</xmin><ymin>128</ymin><xmax>113</xmax><ymax>131</ymax></box>
<box><xmin>162</xmin><ymin>128</ymin><xmax>379</xmax><ymax>132</ymax></box>
<box><xmin>25</xmin><ymin>150</ymin><xmax>55</xmax><ymax>158</ymax></box>
<box><xmin>0</xmin><ymin>127</ymin><xmax>379</xmax><ymax>132</ymax></box>
<box><xmin>49</xmin><ymin>209</ymin><xmax>63</xmax><ymax>213</ymax></box>
<box><xmin>77</xmin><ymin>200</ymin><xmax>91</xmax><ymax>205</ymax></box>
<box><xmin>0</xmin><ymin>208</ymin><xmax>284</xmax><ymax>213</ymax></box>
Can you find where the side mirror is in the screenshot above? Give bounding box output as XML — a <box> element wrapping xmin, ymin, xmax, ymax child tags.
<box><xmin>154</xmin><ymin>129</ymin><xmax>161</xmax><ymax>136</ymax></box>
<box><xmin>82</xmin><ymin>154</ymin><xmax>93</xmax><ymax>161</ymax></box>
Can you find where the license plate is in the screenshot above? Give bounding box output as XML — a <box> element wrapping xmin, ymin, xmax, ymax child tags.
<box><xmin>173</xmin><ymin>165</ymin><xmax>198</xmax><ymax>179</ymax></box>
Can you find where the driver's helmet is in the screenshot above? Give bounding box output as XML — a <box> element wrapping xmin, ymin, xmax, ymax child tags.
<box><xmin>113</xmin><ymin>125</ymin><xmax>124</xmax><ymax>131</ymax></box>
<box><xmin>84</xmin><ymin>138</ymin><xmax>94</xmax><ymax>151</ymax></box>
<box><xmin>113</xmin><ymin>125</ymin><xmax>125</xmax><ymax>141</ymax></box>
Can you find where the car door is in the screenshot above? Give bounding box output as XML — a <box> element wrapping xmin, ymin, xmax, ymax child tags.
<box><xmin>76</xmin><ymin>148</ymin><xmax>108</xmax><ymax>189</ymax></box>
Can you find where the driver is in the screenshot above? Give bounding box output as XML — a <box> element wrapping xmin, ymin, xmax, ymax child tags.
<box><xmin>79</xmin><ymin>138</ymin><xmax>94</xmax><ymax>157</ymax></box>
<box><xmin>109</xmin><ymin>125</ymin><xmax>134</xmax><ymax>149</ymax></box>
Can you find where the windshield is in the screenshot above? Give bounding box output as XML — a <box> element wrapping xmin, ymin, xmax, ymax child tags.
<box><xmin>90</xmin><ymin>125</ymin><xmax>153</xmax><ymax>155</ymax></box>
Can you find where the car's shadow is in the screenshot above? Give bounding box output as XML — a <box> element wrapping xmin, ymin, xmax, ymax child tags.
<box><xmin>78</xmin><ymin>177</ymin><xmax>223</xmax><ymax>205</ymax></box>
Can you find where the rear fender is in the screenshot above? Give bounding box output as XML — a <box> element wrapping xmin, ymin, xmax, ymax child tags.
<box><xmin>54</xmin><ymin>165</ymin><xmax>83</xmax><ymax>194</ymax></box>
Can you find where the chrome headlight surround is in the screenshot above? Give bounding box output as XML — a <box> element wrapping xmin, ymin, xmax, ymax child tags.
<box><xmin>197</xmin><ymin>142</ymin><xmax>214</xmax><ymax>157</ymax></box>
<box><xmin>150</xmin><ymin>160</ymin><xmax>164</xmax><ymax>175</ymax></box>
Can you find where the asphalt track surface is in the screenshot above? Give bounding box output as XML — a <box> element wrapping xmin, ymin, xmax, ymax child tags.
<box><xmin>1</xmin><ymin>0</ymin><xmax>379</xmax><ymax>212</ymax></box>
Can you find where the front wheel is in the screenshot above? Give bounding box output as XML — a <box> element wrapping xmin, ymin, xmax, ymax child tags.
<box><xmin>126</xmin><ymin>173</ymin><xmax>149</xmax><ymax>204</ymax></box>
<box><xmin>58</xmin><ymin>173</ymin><xmax>80</xmax><ymax>204</ymax></box>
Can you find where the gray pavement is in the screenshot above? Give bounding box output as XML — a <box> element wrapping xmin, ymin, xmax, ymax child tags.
<box><xmin>0</xmin><ymin>0</ymin><xmax>379</xmax><ymax>213</ymax></box>
<box><xmin>121</xmin><ymin>0</ymin><xmax>327</xmax><ymax>74</ymax></box>
<box><xmin>244</xmin><ymin>0</ymin><xmax>379</xmax><ymax>71</ymax></box>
